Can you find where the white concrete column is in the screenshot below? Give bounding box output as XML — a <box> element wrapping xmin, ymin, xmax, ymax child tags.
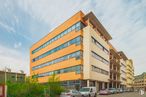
<box><xmin>102</xmin><ymin>82</ymin><xmax>105</xmax><ymax>89</ymax></box>
<box><xmin>95</xmin><ymin>81</ymin><xmax>99</xmax><ymax>91</ymax></box>
<box><xmin>87</xmin><ymin>80</ymin><xmax>90</xmax><ymax>87</ymax></box>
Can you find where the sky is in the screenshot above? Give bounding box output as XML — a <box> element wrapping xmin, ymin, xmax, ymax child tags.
<box><xmin>0</xmin><ymin>0</ymin><xmax>146</xmax><ymax>75</ymax></box>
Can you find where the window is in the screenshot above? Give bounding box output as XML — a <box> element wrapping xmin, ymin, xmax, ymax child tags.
<box><xmin>32</xmin><ymin>51</ymin><xmax>83</xmax><ymax>70</ymax></box>
<box><xmin>91</xmin><ymin>37</ymin><xmax>109</xmax><ymax>54</ymax></box>
<box><xmin>32</xmin><ymin>21</ymin><xmax>85</xmax><ymax>54</ymax></box>
<box><xmin>36</xmin><ymin>65</ymin><xmax>82</xmax><ymax>78</ymax></box>
<box><xmin>91</xmin><ymin>51</ymin><xmax>109</xmax><ymax>65</ymax></box>
<box><xmin>92</xmin><ymin>65</ymin><xmax>109</xmax><ymax>75</ymax></box>
<box><xmin>32</xmin><ymin>36</ymin><xmax>82</xmax><ymax>62</ymax></box>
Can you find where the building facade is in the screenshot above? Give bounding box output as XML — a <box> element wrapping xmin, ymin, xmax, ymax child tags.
<box><xmin>30</xmin><ymin>11</ymin><xmax>112</xmax><ymax>91</ymax></box>
<box><xmin>134</xmin><ymin>72</ymin><xmax>146</xmax><ymax>90</ymax></box>
<box><xmin>109</xmin><ymin>44</ymin><xmax>121</xmax><ymax>88</ymax></box>
<box><xmin>0</xmin><ymin>71</ymin><xmax>25</xmax><ymax>83</ymax></box>
<box><xmin>30</xmin><ymin>11</ymin><xmax>134</xmax><ymax>91</ymax></box>
<box><xmin>118</xmin><ymin>51</ymin><xmax>128</xmax><ymax>89</ymax></box>
<box><xmin>126</xmin><ymin>59</ymin><xmax>134</xmax><ymax>89</ymax></box>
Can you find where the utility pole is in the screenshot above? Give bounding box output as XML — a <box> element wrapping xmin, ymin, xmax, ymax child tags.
<box><xmin>4</xmin><ymin>67</ymin><xmax>7</xmax><ymax>84</ymax></box>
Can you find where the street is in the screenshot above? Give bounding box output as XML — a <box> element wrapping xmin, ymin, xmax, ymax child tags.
<box><xmin>97</xmin><ymin>92</ymin><xmax>146</xmax><ymax>97</ymax></box>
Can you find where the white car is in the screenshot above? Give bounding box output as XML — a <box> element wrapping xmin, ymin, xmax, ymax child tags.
<box><xmin>79</xmin><ymin>87</ymin><xmax>97</xmax><ymax>97</ymax></box>
<box><xmin>60</xmin><ymin>89</ymin><xmax>82</xmax><ymax>97</ymax></box>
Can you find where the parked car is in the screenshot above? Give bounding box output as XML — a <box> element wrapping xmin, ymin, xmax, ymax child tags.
<box><xmin>99</xmin><ymin>89</ymin><xmax>110</xmax><ymax>95</ymax></box>
<box><xmin>60</xmin><ymin>89</ymin><xmax>82</xmax><ymax>97</ymax></box>
<box><xmin>117</xmin><ymin>88</ymin><xmax>124</xmax><ymax>93</ymax></box>
<box><xmin>108</xmin><ymin>88</ymin><xmax>117</xmax><ymax>94</ymax></box>
<box><xmin>79</xmin><ymin>87</ymin><xmax>97</xmax><ymax>97</ymax></box>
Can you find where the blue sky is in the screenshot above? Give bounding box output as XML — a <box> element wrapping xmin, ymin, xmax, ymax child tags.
<box><xmin>0</xmin><ymin>0</ymin><xmax>146</xmax><ymax>75</ymax></box>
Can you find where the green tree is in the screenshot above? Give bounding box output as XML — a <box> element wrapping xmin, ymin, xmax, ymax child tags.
<box><xmin>47</xmin><ymin>73</ymin><xmax>64</xmax><ymax>97</ymax></box>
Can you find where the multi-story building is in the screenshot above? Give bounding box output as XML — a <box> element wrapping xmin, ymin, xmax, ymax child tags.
<box><xmin>118</xmin><ymin>51</ymin><xmax>128</xmax><ymax>89</ymax></box>
<box><xmin>109</xmin><ymin>44</ymin><xmax>121</xmax><ymax>88</ymax></box>
<box><xmin>126</xmin><ymin>59</ymin><xmax>134</xmax><ymax>89</ymax></box>
<box><xmin>134</xmin><ymin>72</ymin><xmax>146</xmax><ymax>91</ymax></box>
<box><xmin>30</xmin><ymin>11</ymin><xmax>112</xmax><ymax>90</ymax></box>
<box><xmin>0</xmin><ymin>71</ymin><xmax>25</xmax><ymax>83</ymax></box>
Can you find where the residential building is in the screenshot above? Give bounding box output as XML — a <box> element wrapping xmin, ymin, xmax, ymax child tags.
<box><xmin>109</xmin><ymin>44</ymin><xmax>121</xmax><ymax>88</ymax></box>
<box><xmin>134</xmin><ymin>72</ymin><xmax>146</xmax><ymax>90</ymax></box>
<box><xmin>30</xmin><ymin>11</ymin><xmax>112</xmax><ymax>91</ymax></box>
<box><xmin>118</xmin><ymin>51</ymin><xmax>128</xmax><ymax>89</ymax></box>
<box><xmin>126</xmin><ymin>59</ymin><xmax>134</xmax><ymax>89</ymax></box>
<box><xmin>0</xmin><ymin>71</ymin><xmax>25</xmax><ymax>83</ymax></box>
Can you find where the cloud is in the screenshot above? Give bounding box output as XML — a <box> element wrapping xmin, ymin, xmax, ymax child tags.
<box><xmin>0</xmin><ymin>0</ymin><xmax>146</xmax><ymax>75</ymax></box>
<box><xmin>0</xmin><ymin>45</ymin><xmax>29</xmax><ymax>74</ymax></box>
<box><xmin>0</xmin><ymin>21</ymin><xmax>15</xmax><ymax>33</ymax></box>
<box><xmin>14</xmin><ymin>42</ymin><xmax>22</xmax><ymax>49</ymax></box>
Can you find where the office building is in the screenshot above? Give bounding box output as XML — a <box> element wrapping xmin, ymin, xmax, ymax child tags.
<box><xmin>134</xmin><ymin>72</ymin><xmax>146</xmax><ymax>90</ymax></box>
<box><xmin>109</xmin><ymin>44</ymin><xmax>121</xmax><ymax>88</ymax></box>
<box><xmin>30</xmin><ymin>11</ymin><xmax>112</xmax><ymax>91</ymax></box>
<box><xmin>126</xmin><ymin>59</ymin><xmax>134</xmax><ymax>89</ymax></box>
<box><xmin>118</xmin><ymin>51</ymin><xmax>128</xmax><ymax>89</ymax></box>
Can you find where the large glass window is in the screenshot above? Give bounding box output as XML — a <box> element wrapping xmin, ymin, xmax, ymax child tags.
<box><xmin>92</xmin><ymin>65</ymin><xmax>108</xmax><ymax>75</ymax></box>
<box><xmin>91</xmin><ymin>37</ymin><xmax>109</xmax><ymax>54</ymax></box>
<box><xmin>32</xmin><ymin>21</ymin><xmax>85</xmax><ymax>54</ymax></box>
<box><xmin>35</xmin><ymin>65</ymin><xmax>82</xmax><ymax>78</ymax></box>
<box><xmin>32</xmin><ymin>51</ymin><xmax>82</xmax><ymax>70</ymax></box>
<box><xmin>91</xmin><ymin>51</ymin><xmax>109</xmax><ymax>65</ymax></box>
<box><xmin>32</xmin><ymin>36</ymin><xmax>82</xmax><ymax>62</ymax></box>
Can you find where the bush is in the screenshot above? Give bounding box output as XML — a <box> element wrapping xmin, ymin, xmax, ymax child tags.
<box><xmin>6</xmin><ymin>74</ymin><xmax>64</xmax><ymax>97</ymax></box>
<box><xmin>7</xmin><ymin>76</ymin><xmax>45</xmax><ymax>97</ymax></box>
<box><xmin>46</xmin><ymin>73</ymin><xmax>65</xmax><ymax>97</ymax></box>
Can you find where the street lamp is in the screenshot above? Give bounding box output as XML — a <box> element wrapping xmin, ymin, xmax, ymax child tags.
<box><xmin>4</xmin><ymin>67</ymin><xmax>11</xmax><ymax>84</ymax></box>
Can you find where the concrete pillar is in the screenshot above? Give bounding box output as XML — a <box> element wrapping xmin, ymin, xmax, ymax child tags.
<box><xmin>107</xmin><ymin>83</ymin><xmax>109</xmax><ymax>89</ymax></box>
<box><xmin>87</xmin><ymin>80</ymin><xmax>90</xmax><ymax>87</ymax></box>
<box><xmin>112</xmin><ymin>82</ymin><xmax>113</xmax><ymax>88</ymax></box>
<box><xmin>102</xmin><ymin>82</ymin><xmax>105</xmax><ymax>89</ymax></box>
<box><xmin>95</xmin><ymin>81</ymin><xmax>99</xmax><ymax>91</ymax></box>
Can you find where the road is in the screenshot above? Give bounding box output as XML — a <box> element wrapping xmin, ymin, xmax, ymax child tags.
<box><xmin>97</xmin><ymin>92</ymin><xmax>146</xmax><ymax>97</ymax></box>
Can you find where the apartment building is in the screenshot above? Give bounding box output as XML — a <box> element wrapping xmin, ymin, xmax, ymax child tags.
<box><xmin>134</xmin><ymin>72</ymin><xmax>146</xmax><ymax>90</ymax></box>
<box><xmin>126</xmin><ymin>59</ymin><xmax>134</xmax><ymax>89</ymax></box>
<box><xmin>30</xmin><ymin>11</ymin><xmax>112</xmax><ymax>90</ymax></box>
<box><xmin>109</xmin><ymin>44</ymin><xmax>121</xmax><ymax>88</ymax></box>
<box><xmin>118</xmin><ymin>51</ymin><xmax>128</xmax><ymax>89</ymax></box>
<box><xmin>0</xmin><ymin>71</ymin><xmax>25</xmax><ymax>83</ymax></box>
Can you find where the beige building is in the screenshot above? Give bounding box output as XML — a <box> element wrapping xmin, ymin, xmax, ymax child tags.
<box><xmin>0</xmin><ymin>71</ymin><xmax>25</xmax><ymax>83</ymax></box>
<box><xmin>134</xmin><ymin>72</ymin><xmax>146</xmax><ymax>90</ymax></box>
<box><xmin>83</xmin><ymin>12</ymin><xmax>112</xmax><ymax>90</ymax></box>
<box><xmin>118</xmin><ymin>51</ymin><xmax>128</xmax><ymax>89</ymax></box>
<box><xmin>109</xmin><ymin>44</ymin><xmax>121</xmax><ymax>88</ymax></box>
<box><xmin>126</xmin><ymin>59</ymin><xmax>134</xmax><ymax>88</ymax></box>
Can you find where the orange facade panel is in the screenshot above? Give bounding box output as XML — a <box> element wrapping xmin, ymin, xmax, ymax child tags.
<box><xmin>30</xmin><ymin>11</ymin><xmax>85</xmax><ymax>51</ymax></box>
<box><xmin>30</xmin><ymin>30</ymin><xmax>83</xmax><ymax>59</ymax></box>
<box><xmin>31</xmin><ymin>58</ymin><xmax>82</xmax><ymax>74</ymax></box>
<box><xmin>31</xmin><ymin>44</ymin><xmax>82</xmax><ymax>67</ymax></box>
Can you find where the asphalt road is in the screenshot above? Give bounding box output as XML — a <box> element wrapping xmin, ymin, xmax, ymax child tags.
<box><xmin>97</xmin><ymin>92</ymin><xmax>146</xmax><ymax>97</ymax></box>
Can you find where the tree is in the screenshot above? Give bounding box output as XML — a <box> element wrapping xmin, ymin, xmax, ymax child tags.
<box><xmin>47</xmin><ymin>73</ymin><xmax>64</xmax><ymax>97</ymax></box>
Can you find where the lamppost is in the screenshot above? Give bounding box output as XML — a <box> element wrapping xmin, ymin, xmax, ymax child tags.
<box><xmin>4</xmin><ymin>67</ymin><xmax>11</xmax><ymax>84</ymax></box>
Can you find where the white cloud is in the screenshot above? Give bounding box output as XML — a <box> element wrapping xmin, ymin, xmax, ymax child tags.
<box><xmin>0</xmin><ymin>45</ymin><xmax>29</xmax><ymax>75</ymax></box>
<box><xmin>0</xmin><ymin>21</ymin><xmax>15</xmax><ymax>33</ymax></box>
<box><xmin>14</xmin><ymin>42</ymin><xmax>22</xmax><ymax>49</ymax></box>
<box><xmin>1</xmin><ymin>0</ymin><xmax>146</xmax><ymax>75</ymax></box>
